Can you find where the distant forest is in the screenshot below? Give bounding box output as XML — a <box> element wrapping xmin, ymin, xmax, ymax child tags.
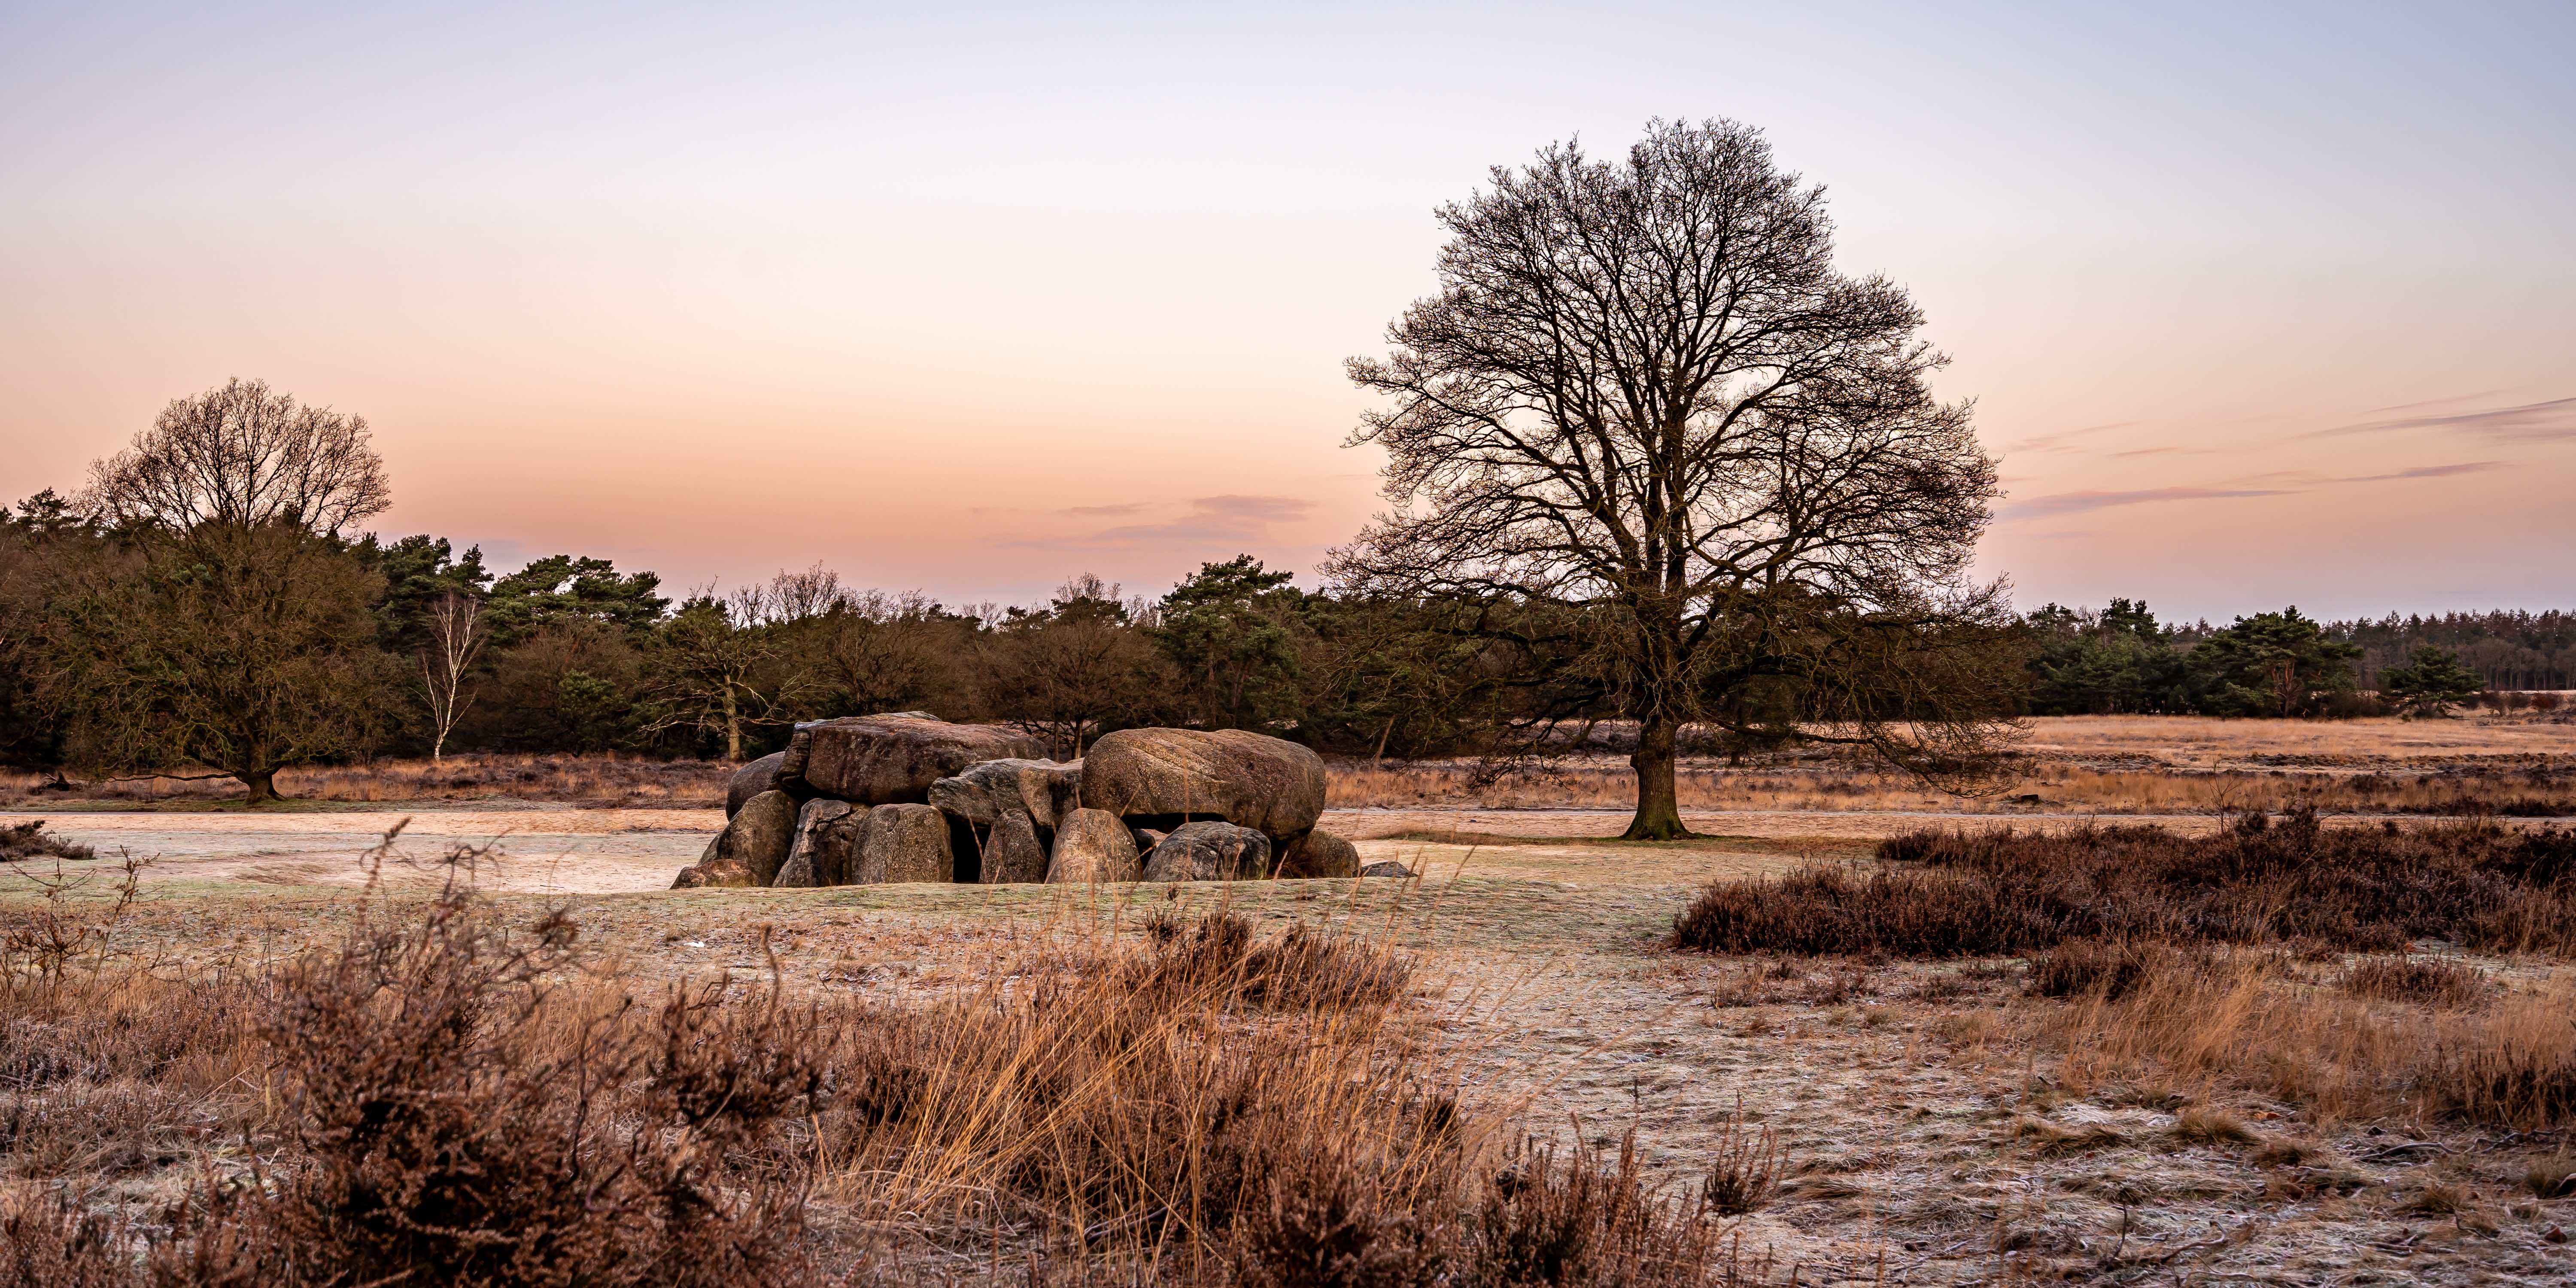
<box><xmin>2024</xmin><ymin>601</ymin><xmax>2572</xmax><ymax>717</ymax></box>
<box><xmin>3</xmin><ymin>479</ymin><xmax>2565</xmax><ymax>779</ymax></box>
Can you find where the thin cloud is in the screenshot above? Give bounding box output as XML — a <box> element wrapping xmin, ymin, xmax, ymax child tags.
<box><xmin>999</xmin><ymin>494</ymin><xmax>1318</xmax><ymax>552</ymax></box>
<box><xmin>1999</xmin><ymin>486</ymin><xmax>2296</xmax><ymax>522</ymax></box>
<box><xmin>2307</xmin><ymin>395</ymin><xmax>2576</xmax><ymax>443</ymax></box>
<box><xmin>1063</xmin><ymin>502</ymin><xmax>1150</xmax><ymax>516</ymax></box>
<box><xmin>2359</xmin><ymin>389</ymin><xmax>2511</xmax><ymax>416</ymax></box>
<box><xmin>2003</xmin><ymin>421</ymin><xmax>2139</xmax><ymax>454</ymax></box>
<box><xmin>2332</xmin><ymin>460</ymin><xmax>2508</xmax><ymax>483</ymax></box>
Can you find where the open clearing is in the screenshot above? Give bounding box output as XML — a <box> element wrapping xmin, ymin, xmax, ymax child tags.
<box><xmin>9</xmin><ymin>781</ymin><xmax>2573</xmax><ymax>1284</ymax></box>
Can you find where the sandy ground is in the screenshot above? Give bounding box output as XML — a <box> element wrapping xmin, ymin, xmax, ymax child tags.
<box><xmin>0</xmin><ymin>805</ymin><xmax>2369</xmax><ymax>896</ymax></box>
<box><xmin>9</xmin><ymin>804</ymin><xmax>2570</xmax><ymax>1283</ymax></box>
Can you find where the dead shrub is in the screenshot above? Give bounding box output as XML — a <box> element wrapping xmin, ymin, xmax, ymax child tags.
<box><xmin>2525</xmin><ymin>1154</ymin><xmax>2576</xmax><ymax>1199</ymax></box>
<box><xmin>2040</xmin><ymin>943</ymin><xmax>2576</xmax><ymax>1129</ymax></box>
<box><xmin>1466</xmin><ymin>1133</ymin><xmax>1727</xmax><ymax>1288</ymax></box>
<box><xmin>1699</xmin><ymin>1107</ymin><xmax>1779</xmax><ymax>1215</ymax></box>
<box><xmin>0</xmin><ymin>822</ymin><xmax>92</xmax><ymax>863</ymax></box>
<box><xmin>1136</xmin><ymin>911</ymin><xmax>1413</xmax><ymax>1011</ymax></box>
<box><xmin>2339</xmin><ymin>955</ymin><xmax>2490</xmax><ymax>1007</ymax></box>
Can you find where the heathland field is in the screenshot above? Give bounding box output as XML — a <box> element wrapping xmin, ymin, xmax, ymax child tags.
<box><xmin>5</xmin><ymin>714</ymin><xmax>2573</xmax><ymax>1284</ymax></box>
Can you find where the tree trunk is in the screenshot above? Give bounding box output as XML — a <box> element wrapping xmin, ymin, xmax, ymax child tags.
<box><xmin>1621</xmin><ymin>714</ymin><xmax>1690</xmax><ymax>840</ymax></box>
<box><xmin>239</xmin><ymin>767</ymin><xmax>280</xmax><ymax>805</ymax></box>
<box><xmin>723</xmin><ymin>685</ymin><xmax>742</xmax><ymax>762</ymax></box>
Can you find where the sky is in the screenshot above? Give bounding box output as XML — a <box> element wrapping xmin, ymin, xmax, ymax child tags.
<box><xmin>2</xmin><ymin>1</ymin><xmax>2571</xmax><ymax>622</ymax></box>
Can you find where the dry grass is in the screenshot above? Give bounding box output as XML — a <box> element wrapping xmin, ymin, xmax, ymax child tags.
<box><xmin>0</xmin><ymin>753</ymin><xmax>731</xmax><ymax>808</ymax></box>
<box><xmin>6</xmin><ymin>714</ymin><xmax>2570</xmax><ymax>814</ymax></box>
<box><xmin>1328</xmin><ymin>756</ymin><xmax>2576</xmax><ymax>816</ymax></box>
<box><xmin>0</xmin><ymin>852</ymin><xmax>1767</xmax><ymax>1285</ymax></box>
<box><xmin>2036</xmin><ymin>949</ymin><xmax>2576</xmax><ymax>1130</ymax></box>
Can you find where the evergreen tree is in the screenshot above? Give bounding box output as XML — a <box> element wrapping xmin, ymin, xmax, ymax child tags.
<box><xmin>2380</xmin><ymin>644</ymin><xmax>2485</xmax><ymax>717</ymax></box>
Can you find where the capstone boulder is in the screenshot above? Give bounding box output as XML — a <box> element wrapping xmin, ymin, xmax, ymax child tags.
<box><xmin>790</xmin><ymin>714</ymin><xmax>1048</xmax><ymax>805</ymax></box>
<box><xmin>1079</xmin><ymin>728</ymin><xmax>1324</xmax><ymax>840</ymax></box>
<box><xmin>929</xmin><ymin>758</ymin><xmax>1082</xmax><ymax>830</ymax></box>
<box><xmin>726</xmin><ymin>751</ymin><xmax>800</xmax><ymax>819</ymax></box>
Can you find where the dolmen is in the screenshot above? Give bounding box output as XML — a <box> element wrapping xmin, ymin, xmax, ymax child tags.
<box><xmin>671</xmin><ymin>713</ymin><xmax>1369</xmax><ymax>888</ymax></box>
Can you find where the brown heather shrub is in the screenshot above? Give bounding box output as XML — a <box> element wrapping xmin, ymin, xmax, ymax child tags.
<box><xmin>1675</xmin><ymin>810</ymin><xmax>2576</xmax><ymax>958</ymax></box>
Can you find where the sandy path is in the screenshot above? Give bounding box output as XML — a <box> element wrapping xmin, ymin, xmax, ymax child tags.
<box><xmin>3</xmin><ymin>805</ymin><xmax>2470</xmax><ymax>896</ymax></box>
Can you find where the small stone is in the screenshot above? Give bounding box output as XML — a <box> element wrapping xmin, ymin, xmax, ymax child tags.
<box><xmin>1142</xmin><ymin>820</ymin><xmax>1272</xmax><ymax>882</ymax></box>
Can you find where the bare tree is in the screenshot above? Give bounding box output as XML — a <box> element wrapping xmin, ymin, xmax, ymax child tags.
<box><xmin>1331</xmin><ymin>119</ymin><xmax>2014</xmax><ymax>839</ymax></box>
<box><xmin>979</xmin><ymin>576</ymin><xmax>1166</xmax><ymax>756</ymax></box>
<box><xmin>89</xmin><ymin>378</ymin><xmax>391</xmax><ymax>538</ymax></box>
<box><xmin>419</xmin><ymin>591</ymin><xmax>485</xmax><ymax>762</ymax></box>
<box><xmin>823</xmin><ymin>589</ymin><xmax>960</xmax><ymax>716</ymax></box>
<box><xmin>734</xmin><ymin>562</ymin><xmax>852</xmax><ymax>627</ymax></box>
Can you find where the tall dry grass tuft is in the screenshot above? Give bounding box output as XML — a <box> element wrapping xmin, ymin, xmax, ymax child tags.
<box><xmin>2037</xmin><ymin>949</ymin><xmax>2576</xmax><ymax>1130</ymax></box>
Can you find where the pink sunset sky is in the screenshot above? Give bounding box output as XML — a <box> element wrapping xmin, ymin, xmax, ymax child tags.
<box><xmin>3</xmin><ymin>2</ymin><xmax>2570</xmax><ymax>621</ymax></box>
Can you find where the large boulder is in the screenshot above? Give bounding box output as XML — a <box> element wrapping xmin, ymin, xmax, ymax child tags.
<box><xmin>854</xmin><ymin>802</ymin><xmax>953</xmax><ymax>884</ymax></box>
<box><xmin>714</xmin><ymin>789</ymin><xmax>800</xmax><ymax>886</ymax></box>
<box><xmin>1275</xmin><ymin>828</ymin><xmax>1361</xmax><ymax>879</ymax></box>
<box><xmin>981</xmin><ymin>808</ymin><xmax>1049</xmax><ymax>884</ymax></box>
<box><xmin>1142</xmin><ymin>820</ymin><xmax>1272</xmax><ymax>882</ymax></box>
<box><xmin>726</xmin><ymin>751</ymin><xmax>799</xmax><ymax>819</ymax></box>
<box><xmin>1047</xmin><ymin>808</ymin><xmax>1142</xmax><ymax>884</ymax></box>
<box><xmin>929</xmin><ymin>758</ymin><xmax>1082</xmax><ymax>830</ymax></box>
<box><xmin>774</xmin><ymin>799</ymin><xmax>855</xmax><ymax>888</ymax></box>
<box><xmin>1079</xmin><ymin>729</ymin><xmax>1325</xmax><ymax>840</ymax></box>
<box><xmin>789</xmin><ymin>714</ymin><xmax>1048</xmax><ymax>805</ymax></box>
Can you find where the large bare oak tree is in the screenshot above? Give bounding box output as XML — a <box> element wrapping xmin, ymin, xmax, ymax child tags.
<box><xmin>1331</xmin><ymin>120</ymin><xmax>2016</xmax><ymax>839</ymax></box>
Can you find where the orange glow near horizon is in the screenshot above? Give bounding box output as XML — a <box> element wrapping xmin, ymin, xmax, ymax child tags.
<box><xmin>3</xmin><ymin>3</ymin><xmax>2570</xmax><ymax>616</ymax></box>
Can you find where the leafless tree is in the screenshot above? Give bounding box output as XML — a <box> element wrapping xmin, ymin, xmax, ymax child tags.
<box><xmin>823</xmin><ymin>589</ymin><xmax>959</xmax><ymax>716</ymax></box>
<box><xmin>419</xmin><ymin>592</ymin><xmax>485</xmax><ymax>762</ymax></box>
<box><xmin>979</xmin><ymin>576</ymin><xmax>1166</xmax><ymax>756</ymax></box>
<box><xmin>1331</xmin><ymin>119</ymin><xmax>2015</xmax><ymax>839</ymax></box>
<box><xmin>733</xmin><ymin>562</ymin><xmax>852</xmax><ymax>627</ymax></box>
<box><xmin>88</xmin><ymin>378</ymin><xmax>391</xmax><ymax>538</ymax></box>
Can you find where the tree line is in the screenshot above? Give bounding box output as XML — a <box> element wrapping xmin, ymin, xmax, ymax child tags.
<box><xmin>2025</xmin><ymin>599</ymin><xmax>2554</xmax><ymax>719</ymax></box>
